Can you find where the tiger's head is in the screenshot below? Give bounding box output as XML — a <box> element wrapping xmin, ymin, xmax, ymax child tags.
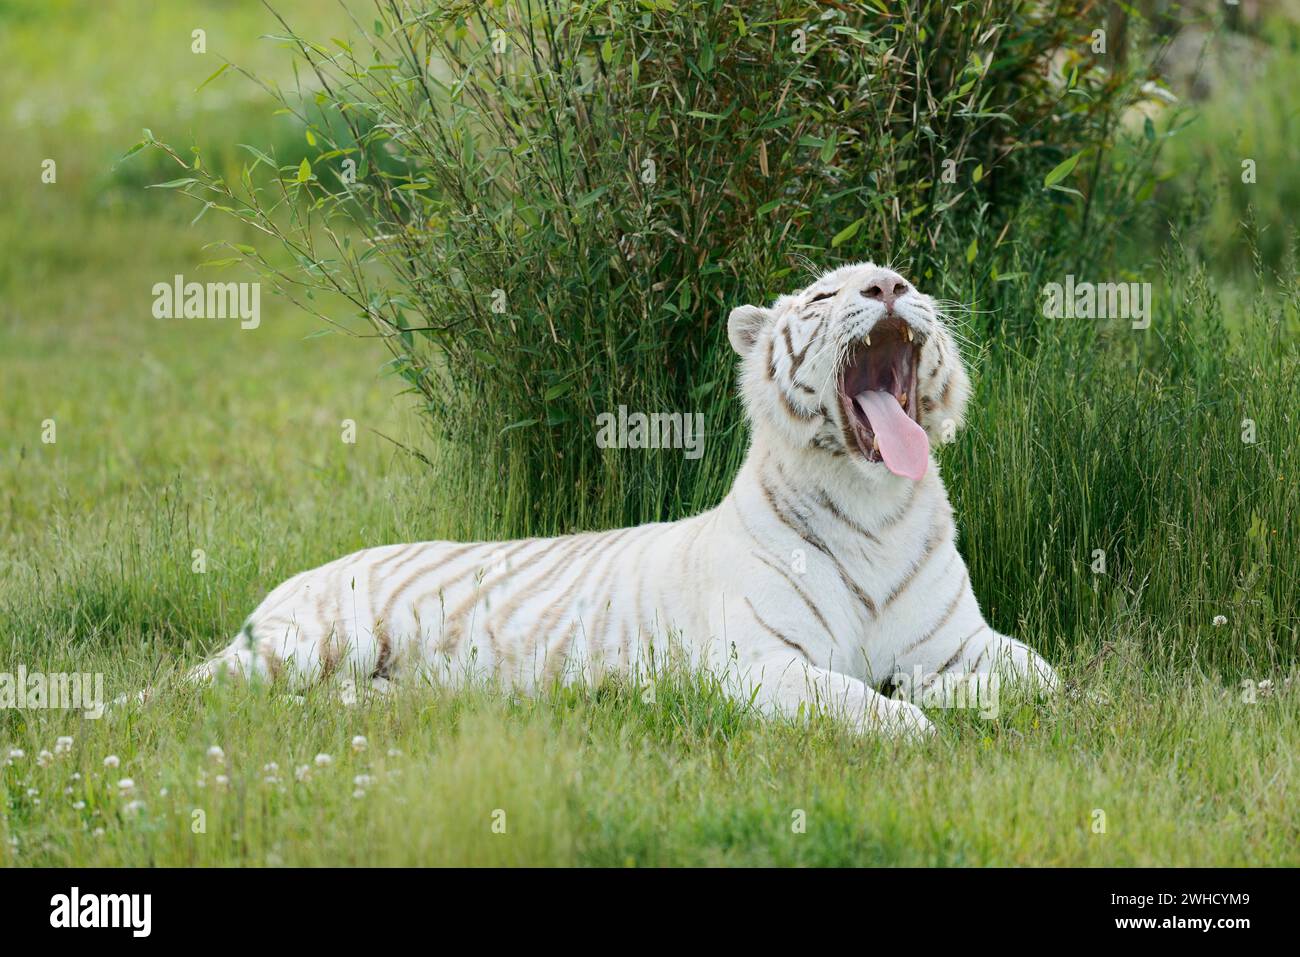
<box><xmin>727</xmin><ymin>262</ymin><xmax>971</xmax><ymax>482</ymax></box>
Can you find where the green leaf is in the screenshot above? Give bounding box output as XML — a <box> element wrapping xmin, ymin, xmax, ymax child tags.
<box><xmin>296</xmin><ymin>157</ymin><xmax>312</xmax><ymax>183</ymax></box>
<box><xmin>239</xmin><ymin>144</ymin><xmax>275</xmax><ymax>169</ymax></box>
<box><xmin>831</xmin><ymin>216</ymin><xmax>864</xmax><ymax>248</ymax></box>
<box><xmin>195</xmin><ymin>62</ymin><xmax>229</xmax><ymax>93</ymax></box>
<box><xmin>965</xmin><ymin>237</ymin><xmax>978</xmax><ymax>264</ymax></box>
<box><xmin>115</xmin><ymin>141</ymin><xmax>147</xmax><ymax>168</ymax></box>
<box><xmin>499</xmin><ymin>418</ymin><xmax>539</xmax><ymax>436</ymax></box>
<box><xmin>543</xmin><ymin>380</ymin><xmax>572</xmax><ymax>401</ymax></box>
<box><xmin>1043</xmin><ymin>151</ymin><xmax>1084</xmax><ymax>188</ymax></box>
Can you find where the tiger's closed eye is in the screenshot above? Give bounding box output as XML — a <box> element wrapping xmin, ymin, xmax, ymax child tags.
<box><xmin>809</xmin><ymin>290</ymin><xmax>836</xmax><ymax>303</ymax></box>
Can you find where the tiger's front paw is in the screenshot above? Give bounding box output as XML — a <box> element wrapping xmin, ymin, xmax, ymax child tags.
<box><xmin>989</xmin><ymin>638</ymin><xmax>1060</xmax><ymax>696</ymax></box>
<box><xmin>870</xmin><ymin>697</ymin><xmax>936</xmax><ymax>740</ymax></box>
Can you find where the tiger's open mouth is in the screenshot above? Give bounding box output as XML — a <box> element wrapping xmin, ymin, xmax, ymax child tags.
<box><xmin>837</xmin><ymin>317</ymin><xmax>929</xmax><ymax>480</ymax></box>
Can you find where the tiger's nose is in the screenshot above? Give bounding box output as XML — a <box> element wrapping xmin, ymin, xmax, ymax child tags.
<box><xmin>860</xmin><ymin>270</ymin><xmax>911</xmax><ymax>311</ymax></box>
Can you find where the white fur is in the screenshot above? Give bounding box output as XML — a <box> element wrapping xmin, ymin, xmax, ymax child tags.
<box><xmin>195</xmin><ymin>262</ymin><xmax>1057</xmax><ymax>737</ymax></box>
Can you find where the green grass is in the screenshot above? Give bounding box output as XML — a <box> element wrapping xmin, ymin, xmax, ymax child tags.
<box><xmin>2</xmin><ymin>649</ymin><xmax>1297</xmax><ymax>866</ymax></box>
<box><xmin>1153</xmin><ymin>14</ymin><xmax>1300</xmax><ymax>277</ymax></box>
<box><xmin>2</xmin><ymin>1</ymin><xmax>1298</xmax><ymax>866</ymax></box>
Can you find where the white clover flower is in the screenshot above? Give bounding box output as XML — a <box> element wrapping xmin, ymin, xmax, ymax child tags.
<box><xmin>36</xmin><ymin>750</ymin><xmax>54</xmax><ymax>768</ymax></box>
<box><xmin>103</xmin><ymin>755</ymin><xmax>120</xmax><ymax>769</ymax></box>
<box><xmin>54</xmin><ymin>736</ymin><xmax>73</xmax><ymax>755</ymax></box>
<box><xmin>339</xmin><ymin>681</ymin><xmax>358</xmax><ymax>707</ymax></box>
<box><xmin>158</xmin><ymin>787</ymin><xmax>169</xmax><ymax>798</ymax></box>
<box><xmin>314</xmin><ymin>753</ymin><xmax>333</xmax><ymax>768</ymax></box>
<box><xmin>92</xmin><ymin>828</ymin><xmax>105</xmax><ymax>838</ymax></box>
<box><xmin>1212</xmin><ymin>615</ymin><xmax>1228</xmax><ymax>627</ymax></box>
<box><xmin>123</xmin><ymin>800</ymin><xmax>145</xmax><ymax>817</ymax></box>
<box><xmin>206</xmin><ymin>745</ymin><xmax>225</xmax><ymax>762</ymax></box>
<box><xmin>64</xmin><ymin>786</ymin><xmax>74</xmax><ymax>796</ymax></box>
<box><xmin>1258</xmin><ymin>679</ymin><xmax>1274</xmax><ymax>698</ymax></box>
<box><xmin>7</xmin><ymin>748</ymin><xmax>25</xmax><ymax>761</ymax></box>
<box><xmin>294</xmin><ymin>764</ymin><xmax>311</xmax><ymax>783</ymax></box>
<box><xmin>352</xmin><ymin>789</ymin><xmax>367</xmax><ymax>799</ymax></box>
<box><xmin>214</xmin><ymin>774</ymin><xmax>229</xmax><ymax>789</ymax></box>
<box><xmin>70</xmin><ymin>772</ymin><xmax>81</xmax><ymax>782</ymax></box>
<box><xmin>26</xmin><ymin>788</ymin><xmax>39</xmax><ymax>798</ymax></box>
<box><xmin>72</xmin><ymin>801</ymin><xmax>86</xmax><ymax>811</ymax></box>
<box><xmin>262</xmin><ymin>762</ymin><xmax>279</xmax><ymax>774</ymax></box>
<box><xmin>351</xmin><ymin>735</ymin><xmax>368</xmax><ymax>753</ymax></box>
<box><xmin>386</xmin><ymin>748</ymin><xmax>402</xmax><ymax>758</ymax></box>
<box><xmin>117</xmin><ymin>778</ymin><xmax>136</xmax><ymax>796</ymax></box>
<box><xmin>353</xmin><ymin>774</ymin><xmax>374</xmax><ymax>789</ymax></box>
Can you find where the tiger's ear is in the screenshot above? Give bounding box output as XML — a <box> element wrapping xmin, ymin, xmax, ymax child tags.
<box><xmin>727</xmin><ymin>304</ymin><xmax>772</xmax><ymax>357</ymax></box>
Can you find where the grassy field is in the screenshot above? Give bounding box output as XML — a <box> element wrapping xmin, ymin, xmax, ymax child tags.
<box><xmin>2</xmin><ymin>2</ymin><xmax>1298</xmax><ymax>866</ymax></box>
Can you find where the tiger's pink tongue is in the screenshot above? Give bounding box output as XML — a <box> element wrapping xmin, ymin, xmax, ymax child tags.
<box><xmin>855</xmin><ymin>390</ymin><xmax>929</xmax><ymax>481</ymax></box>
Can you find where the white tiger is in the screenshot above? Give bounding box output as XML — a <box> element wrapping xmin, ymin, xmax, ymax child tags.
<box><xmin>193</xmin><ymin>262</ymin><xmax>1057</xmax><ymax>736</ymax></box>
